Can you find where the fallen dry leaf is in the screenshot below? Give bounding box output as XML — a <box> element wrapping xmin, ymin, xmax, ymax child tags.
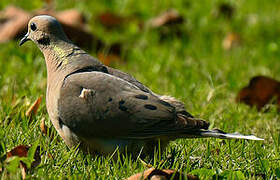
<box><xmin>147</xmin><ymin>9</ymin><xmax>185</xmax><ymax>41</ymax></box>
<box><xmin>126</xmin><ymin>168</ymin><xmax>199</xmax><ymax>180</ymax></box>
<box><xmin>40</xmin><ymin>118</ymin><xmax>57</xmax><ymax>141</ymax></box>
<box><xmin>40</xmin><ymin>118</ymin><xmax>47</xmax><ymax>136</ymax></box>
<box><xmin>222</xmin><ymin>32</ymin><xmax>241</xmax><ymax>50</ymax></box>
<box><xmin>98</xmin><ymin>53</ymin><xmax>121</xmax><ymax>66</ymax></box>
<box><xmin>7</xmin><ymin>145</ymin><xmax>30</xmax><ymax>158</ymax></box>
<box><xmin>1</xmin><ymin>6</ymin><xmax>26</xmax><ymax>18</ymax></box>
<box><xmin>97</xmin><ymin>42</ymin><xmax>123</xmax><ymax>65</ymax></box>
<box><xmin>0</xmin><ymin>6</ymin><xmax>31</xmax><ymax>43</ymax></box>
<box><xmin>6</xmin><ymin>145</ymin><xmax>41</xmax><ymax>179</ymax></box>
<box><xmin>7</xmin><ymin>145</ymin><xmax>41</xmax><ymax>168</ymax></box>
<box><xmin>236</xmin><ymin>75</ymin><xmax>280</xmax><ymax>110</ymax></box>
<box><xmin>97</xmin><ymin>12</ymin><xmax>126</xmax><ymax>29</ymax></box>
<box><xmin>26</xmin><ymin>96</ymin><xmax>42</xmax><ymax>119</ymax></box>
<box><xmin>148</xmin><ymin>9</ymin><xmax>184</xmax><ymax>28</ymax></box>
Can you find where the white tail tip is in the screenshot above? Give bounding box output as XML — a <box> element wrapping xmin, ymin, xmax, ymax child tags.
<box><xmin>200</xmin><ymin>130</ymin><xmax>264</xmax><ymax>141</ymax></box>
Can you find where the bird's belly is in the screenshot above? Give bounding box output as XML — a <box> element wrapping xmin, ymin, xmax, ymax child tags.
<box><xmin>81</xmin><ymin>138</ymin><xmax>146</xmax><ymax>156</ymax></box>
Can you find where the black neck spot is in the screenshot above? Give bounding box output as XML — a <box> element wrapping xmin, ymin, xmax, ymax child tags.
<box><xmin>37</xmin><ymin>37</ymin><xmax>50</xmax><ymax>46</ymax></box>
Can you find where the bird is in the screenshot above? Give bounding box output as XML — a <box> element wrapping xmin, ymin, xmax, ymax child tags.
<box><xmin>20</xmin><ymin>15</ymin><xmax>263</xmax><ymax>157</ymax></box>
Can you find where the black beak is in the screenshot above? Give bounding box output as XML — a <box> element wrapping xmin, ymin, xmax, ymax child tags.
<box><xmin>19</xmin><ymin>33</ymin><xmax>30</xmax><ymax>46</ymax></box>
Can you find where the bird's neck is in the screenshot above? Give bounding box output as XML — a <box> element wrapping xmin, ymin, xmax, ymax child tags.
<box><xmin>40</xmin><ymin>40</ymin><xmax>103</xmax><ymax>87</ymax></box>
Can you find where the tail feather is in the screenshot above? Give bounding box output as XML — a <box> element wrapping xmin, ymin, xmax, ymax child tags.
<box><xmin>199</xmin><ymin>129</ymin><xmax>264</xmax><ymax>141</ymax></box>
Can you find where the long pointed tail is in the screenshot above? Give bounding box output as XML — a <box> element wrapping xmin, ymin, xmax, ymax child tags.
<box><xmin>199</xmin><ymin>129</ymin><xmax>264</xmax><ymax>141</ymax></box>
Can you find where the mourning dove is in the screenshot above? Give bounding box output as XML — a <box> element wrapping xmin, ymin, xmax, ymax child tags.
<box><xmin>20</xmin><ymin>15</ymin><xmax>263</xmax><ymax>157</ymax></box>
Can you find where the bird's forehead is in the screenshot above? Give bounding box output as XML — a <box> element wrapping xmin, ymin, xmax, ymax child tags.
<box><xmin>28</xmin><ymin>15</ymin><xmax>60</xmax><ymax>30</ymax></box>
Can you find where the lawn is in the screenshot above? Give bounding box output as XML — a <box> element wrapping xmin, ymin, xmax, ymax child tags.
<box><xmin>0</xmin><ymin>0</ymin><xmax>280</xmax><ymax>179</ymax></box>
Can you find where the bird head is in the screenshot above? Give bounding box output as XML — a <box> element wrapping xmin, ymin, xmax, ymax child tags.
<box><xmin>19</xmin><ymin>15</ymin><xmax>69</xmax><ymax>47</ymax></box>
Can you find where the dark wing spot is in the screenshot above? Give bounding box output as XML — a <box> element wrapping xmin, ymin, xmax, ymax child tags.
<box><xmin>37</xmin><ymin>37</ymin><xmax>50</xmax><ymax>45</ymax></box>
<box><xmin>119</xmin><ymin>105</ymin><xmax>128</xmax><ymax>111</ymax></box>
<box><xmin>135</xmin><ymin>94</ymin><xmax>148</xmax><ymax>100</ymax></box>
<box><xmin>119</xmin><ymin>100</ymin><xmax>125</xmax><ymax>105</ymax></box>
<box><xmin>144</xmin><ymin>104</ymin><xmax>157</xmax><ymax>110</ymax></box>
<box><xmin>108</xmin><ymin>97</ymin><xmax>112</xmax><ymax>102</ymax></box>
<box><xmin>158</xmin><ymin>100</ymin><xmax>172</xmax><ymax>107</ymax></box>
<box><xmin>119</xmin><ymin>100</ymin><xmax>127</xmax><ymax>111</ymax></box>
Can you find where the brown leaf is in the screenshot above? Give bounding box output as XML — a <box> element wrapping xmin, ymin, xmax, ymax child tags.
<box><xmin>97</xmin><ymin>12</ymin><xmax>123</xmax><ymax>27</ymax></box>
<box><xmin>7</xmin><ymin>145</ymin><xmax>29</xmax><ymax>158</ymax></box>
<box><xmin>6</xmin><ymin>145</ymin><xmax>29</xmax><ymax>180</ymax></box>
<box><xmin>126</xmin><ymin>168</ymin><xmax>199</xmax><ymax>180</ymax></box>
<box><xmin>97</xmin><ymin>11</ymin><xmax>143</xmax><ymax>31</ymax></box>
<box><xmin>97</xmin><ymin>53</ymin><xmax>121</xmax><ymax>66</ymax></box>
<box><xmin>25</xmin><ymin>96</ymin><xmax>42</xmax><ymax>118</ymax></box>
<box><xmin>236</xmin><ymin>75</ymin><xmax>280</xmax><ymax>110</ymax></box>
<box><xmin>148</xmin><ymin>9</ymin><xmax>184</xmax><ymax>28</ymax></box>
<box><xmin>147</xmin><ymin>9</ymin><xmax>185</xmax><ymax>41</ymax></box>
<box><xmin>57</xmin><ymin>10</ymin><xmax>86</xmax><ymax>28</ymax></box>
<box><xmin>6</xmin><ymin>144</ymin><xmax>41</xmax><ymax>178</ymax></box>
<box><xmin>97</xmin><ymin>12</ymin><xmax>126</xmax><ymax>29</ymax></box>
<box><xmin>40</xmin><ymin>118</ymin><xmax>57</xmax><ymax>141</ymax></box>
<box><xmin>222</xmin><ymin>32</ymin><xmax>241</xmax><ymax>50</ymax></box>
<box><xmin>40</xmin><ymin>118</ymin><xmax>47</xmax><ymax>136</ymax></box>
<box><xmin>97</xmin><ymin>42</ymin><xmax>123</xmax><ymax>66</ymax></box>
<box><xmin>0</xmin><ymin>6</ymin><xmax>31</xmax><ymax>43</ymax></box>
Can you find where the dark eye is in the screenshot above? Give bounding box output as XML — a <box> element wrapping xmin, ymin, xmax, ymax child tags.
<box><xmin>30</xmin><ymin>22</ymin><xmax>37</xmax><ymax>31</ymax></box>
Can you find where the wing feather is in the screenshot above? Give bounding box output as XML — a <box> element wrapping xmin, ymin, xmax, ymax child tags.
<box><xmin>58</xmin><ymin>71</ymin><xmax>181</xmax><ymax>139</ymax></box>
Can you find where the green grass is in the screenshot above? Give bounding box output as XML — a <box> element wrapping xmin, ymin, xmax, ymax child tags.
<box><xmin>1</xmin><ymin>0</ymin><xmax>280</xmax><ymax>179</ymax></box>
